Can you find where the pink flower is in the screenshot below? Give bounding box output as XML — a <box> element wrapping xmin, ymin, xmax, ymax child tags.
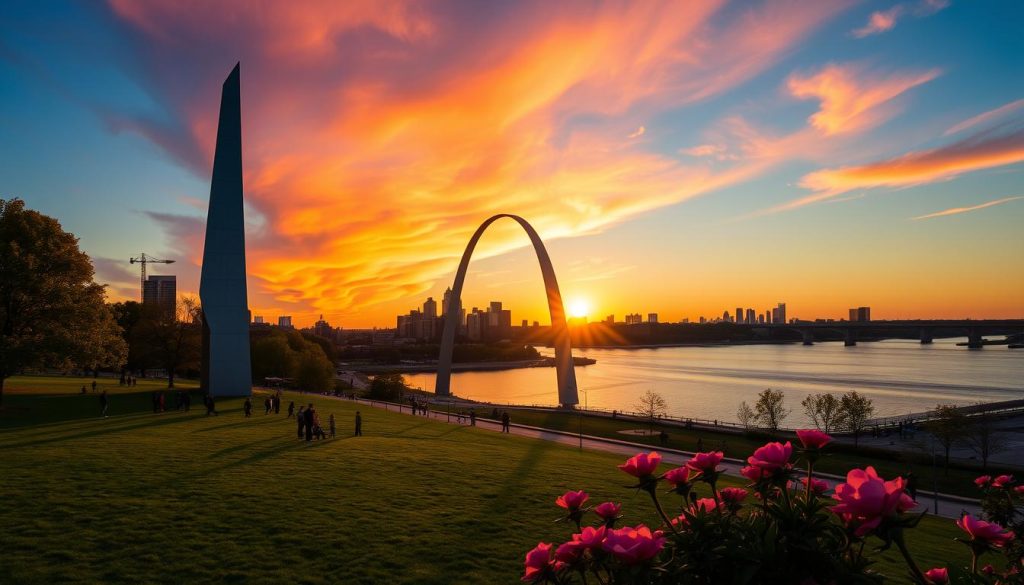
<box><xmin>923</xmin><ymin>567</ymin><xmax>948</xmax><ymax>584</ymax></box>
<box><xmin>593</xmin><ymin>502</ymin><xmax>621</xmax><ymax>521</ymax></box>
<box><xmin>1016</xmin><ymin>485</ymin><xmax>1024</xmax><ymax>495</ymax></box>
<box><xmin>992</xmin><ymin>474</ymin><xmax>1014</xmax><ymax>488</ymax></box>
<box><xmin>672</xmin><ymin>498</ymin><xmax>720</xmax><ymax>528</ymax></box>
<box><xmin>801</xmin><ymin>477</ymin><xmax>830</xmax><ymax>495</ymax></box>
<box><xmin>720</xmin><ymin>487</ymin><xmax>749</xmax><ymax>504</ymax></box>
<box><xmin>555</xmin><ymin>490</ymin><xmax>589</xmax><ymax>511</ymax></box>
<box><xmin>686</xmin><ymin>451</ymin><xmax>724</xmax><ymax>474</ymax></box>
<box><xmin>554</xmin><ymin>541</ymin><xmax>584</xmax><ymax>564</ymax></box>
<box><xmin>982</xmin><ymin>564</ymin><xmax>995</xmax><ymax>575</ymax></box>
<box><xmin>691</xmin><ymin>497</ymin><xmax>719</xmax><ymax>513</ymax></box>
<box><xmin>602</xmin><ymin>525</ymin><xmax>666</xmax><ymax>564</ymax></box>
<box><xmin>957</xmin><ymin>514</ymin><xmax>1014</xmax><ymax>547</ymax></box>
<box><xmin>522</xmin><ymin>542</ymin><xmax>553</xmax><ymax>582</ymax></box>
<box><xmin>831</xmin><ymin>466</ymin><xmax>910</xmax><ymax>536</ymax></box>
<box><xmin>747</xmin><ymin>441</ymin><xmax>793</xmax><ymax>472</ymax></box>
<box><xmin>796</xmin><ymin>429</ymin><xmax>833</xmax><ymax>450</ymax></box>
<box><xmin>741</xmin><ymin>465</ymin><xmax>768</xmax><ymax>482</ymax></box>
<box><xmin>974</xmin><ymin>475</ymin><xmax>992</xmax><ymax>488</ymax></box>
<box><xmin>663</xmin><ymin>466</ymin><xmax>696</xmax><ymax>486</ymax></box>
<box><xmin>572</xmin><ymin>525</ymin><xmax>607</xmax><ymax>549</ymax></box>
<box><xmin>619</xmin><ymin>451</ymin><xmax>662</xmax><ymax>478</ymax></box>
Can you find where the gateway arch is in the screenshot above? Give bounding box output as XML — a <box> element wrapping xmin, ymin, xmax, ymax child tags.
<box><xmin>435</xmin><ymin>214</ymin><xmax>579</xmax><ymax>408</ymax></box>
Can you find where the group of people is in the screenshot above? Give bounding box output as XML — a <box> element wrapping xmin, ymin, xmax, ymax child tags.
<box><xmin>118</xmin><ymin>373</ymin><xmax>138</xmax><ymax>386</ymax></box>
<box><xmin>151</xmin><ymin>389</ymin><xmax>193</xmax><ymax>413</ymax></box>
<box><xmin>242</xmin><ymin>392</ymin><xmax>283</xmax><ymax>417</ymax></box>
<box><xmin>291</xmin><ymin>402</ymin><xmax>361</xmax><ymax>441</ymax></box>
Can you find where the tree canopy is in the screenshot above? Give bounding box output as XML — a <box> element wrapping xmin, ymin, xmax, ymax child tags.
<box><xmin>0</xmin><ymin>199</ymin><xmax>127</xmax><ymax>404</ymax></box>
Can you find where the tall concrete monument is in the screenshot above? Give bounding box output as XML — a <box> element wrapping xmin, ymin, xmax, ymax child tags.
<box><xmin>199</xmin><ymin>63</ymin><xmax>252</xmax><ymax>397</ymax></box>
<box><xmin>436</xmin><ymin>214</ymin><xmax>579</xmax><ymax>407</ymax></box>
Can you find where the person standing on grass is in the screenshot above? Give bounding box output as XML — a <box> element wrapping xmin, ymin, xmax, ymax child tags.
<box><xmin>501</xmin><ymin>411</ymin><xmax>510</xmax><ymax>433</ymax></box>
<box><xmin>304</xmin><ymin>404</ymin><xmax>315</xmax><ymax>442</ymax></box>
<box><xmin>296</xmin><ymin>406</ymin><xmax>305</xmax><ymax>439</ymax></box>
<box><xmin>244</xmin><ymin>397</ymin><xmax>253</xmax><ymax>418</ymax></box>
<box><xmin>100</xmin><ymin>390</ymin><xmax>108</xmax><ymax>418</ymax></box>
<box><xmin>288</xmin><ymin>401</ymin><xmax>295</xmax><ymax>418</ymax></box>
<box><xmin>274</xmin><ymin>392</ymin><xmax>281</xmax><ymax>414</ymax></box>
<box><xmin>470</xmin><ymin>409</ymin><xmax>476</xmax><ymax>426</ymax></box>
<box><xmin>354</xmin><ymin>411</ymin><xmax>362</xmax><ymax>436</ymax></box>
<box><xmin>329</xmin><ymin>413</ymin><xmax>336</xmax><ymax>438</ymax></box>
<box><xmin>205</xmin><ymin>394</ymin><xmax>218</xmax><ymax>416</ymax></box>
<box><xmin>91</xmin><ymin>380</ymin><xmax>97</xmax><ymax>392</ymax></box>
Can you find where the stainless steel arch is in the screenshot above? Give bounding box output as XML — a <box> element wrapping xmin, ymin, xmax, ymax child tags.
<box><xmin>435</xmin><ymin>214</ymin><xmax>579</xmax><ymax>407</ymax></box>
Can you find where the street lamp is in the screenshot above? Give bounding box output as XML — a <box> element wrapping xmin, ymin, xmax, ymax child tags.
<box><xmin>578</xmin><ymin>388</ymin><xmax>588</xmax><ymax>450</ymax></box>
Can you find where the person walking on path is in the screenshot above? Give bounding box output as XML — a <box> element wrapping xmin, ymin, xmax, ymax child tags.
<box><xmin>470</xmin><ymin>410</ymin><xmax>476</xmax><ymax>426</ymax></box>
<box><xmin>296</xmin><ymin>406</ymin><xmax>305</xmax><ymax>439</ymax></box>
<box><xmin>304</xmin><ymin>404</ymin><xmax>315</xmax><ymax>442</ymax></box>
<box><xmin>288</xmin><ymin>401</ymin><xmax>295</xmax><ymax>418</ymax></box>
<box><xmin>354</xmin><ymin>411</ymin><xmax>363</xmax><ymax>436</ymax></box>
<box><xmin>205</xmin><ymin>394</ymin><xmax>218</xmax><ymax>416</ymax></box>
<box><xmin>329</xmin><ymin>413</ymin><xmax>336</xmax><ymax>438</ymax></box>
<box><xmin>501</xmin><ymin>411</ymin><xmax>510</xmax><ymax>433</ymax></box>
<box><xmin>99</xmin><ymin>390</ymin><xmax>108</xmax><ymax>418</ymax></box>
<box><xmin>244</xmin><ymin>397</ymin><xmax>253</xmax><ymax>418</ymax></box>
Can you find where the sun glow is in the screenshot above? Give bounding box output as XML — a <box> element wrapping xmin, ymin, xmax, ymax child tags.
<box><xmin>568</xmin><ymin>298</ymin><xmax>590</xmax><ymax>319</ymax></box>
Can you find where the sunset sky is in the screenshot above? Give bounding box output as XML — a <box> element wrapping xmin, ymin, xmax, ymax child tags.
<box><xmin>2</xmin><ymin>0</ymin><xmax>1022</xmax><ymax>327</ymax></box>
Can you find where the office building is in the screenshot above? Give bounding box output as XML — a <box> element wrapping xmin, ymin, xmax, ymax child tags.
<box><xmin>735</xmin><ymin>307</ymin><xmax>743</xmax><ymax>324</ymax></box>
<box><xmin>647</xmin><ymin>313</ymin><xmax>658</xmax><ymax>324</ymax></box>
<box><xmin>142</xmin><ymin>275</ymin><xmax>176</xmax><ymax>318</ymax></box>
<box><xmin>278</xmin><ymin>316</ymin><xmax>293</xmax><ymax>329</ymax></box>
<box><xmin>849</xmin><ymin>306</ymin><xmax>871</xmax><ymax>322</ymax></box>
<box><xmin>745</xmin><ymin>308</ymin><xmax>756</xmax><ymax>324</ymax></box>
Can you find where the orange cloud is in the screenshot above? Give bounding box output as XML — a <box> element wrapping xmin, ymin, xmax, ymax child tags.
<box><xmin>787</xmin><ymin>64</ymin><xmax>939</xmax><ymax>135</ymax></box>
<box><xmin>911</xmin><ymin>195</ymin><xmax>1024</xmax><ymax>220</ymax></box>
<box><xmin>104</xmin><ymin>0</ymin><xmax>853</xmax><ymax>326</ymax></box>
<box><xmin>773</xmin><ymin>127</ymin><xmax>1024</xmax><ymax>212</ymax></box>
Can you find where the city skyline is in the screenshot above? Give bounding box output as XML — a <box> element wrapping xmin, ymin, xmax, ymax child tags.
<box><xmin>3</xmin><ymin>1</ymin><xmax>1024</xmax><ymax>328</ymax></box>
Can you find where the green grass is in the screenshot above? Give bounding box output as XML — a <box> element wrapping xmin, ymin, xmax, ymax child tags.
<box><xmin>500</xmin><ymin>408</ymin><xmax>1014</xmax><ymax>499</ymax></box>
<box><xmin>0</xmin><ymin>376</ymin><xmax>977</xmax><ymax>584</ymax></box>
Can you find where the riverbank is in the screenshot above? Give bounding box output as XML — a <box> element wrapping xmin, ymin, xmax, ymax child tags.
<box><xmin>355</xmin><ymin>355</ymin><xmax>596</xmax><ymax>374</ymax></box>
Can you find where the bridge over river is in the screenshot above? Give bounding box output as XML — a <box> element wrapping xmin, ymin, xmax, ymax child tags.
<box><xmin>754</xmin><ymin>319</ymin><xmax>1024</xmax><ymax>348</ymax></box>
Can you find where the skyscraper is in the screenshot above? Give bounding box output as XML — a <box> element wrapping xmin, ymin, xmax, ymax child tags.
<box><xmin>278</xmin><ymin>316</ymin><xmax>293</xmax><ymax>329</ymax></box>
<box><xmin>142</xmin><ymin>274</ymin><xmax>176</xmax><ymax>318</ymax></box>
<box><xmin>777</xmin><ymin>302</ymin><xmax>787</xmax><ymax>324</ymax></box>
<box><xmin>735</xmin><ymin>307</ymin><xmax>743</xmax><ymax>324</ymax></box>
<box><xmin>424</xmin><ymin>297</ymin><xmax>437</xmax><ymax>319</ymax></box>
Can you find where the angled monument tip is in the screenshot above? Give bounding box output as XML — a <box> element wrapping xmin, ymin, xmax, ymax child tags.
<box><xmin>224</xmin><ymin>62</ymin><xmax>240</xmax><ymax>85</ymax></box>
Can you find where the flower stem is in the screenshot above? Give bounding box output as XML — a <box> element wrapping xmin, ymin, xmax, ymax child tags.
<box><xmin>647</xmin><ymin>487</ymin><xmax>680</xmax><ymax>535</ymax></box>
<box><xmin>806</xmin><ymin>462</ymin><xmax>814</xmax><ymax>500</ymax></box>
<box><xmin>894</xmin><ymin>529</ymin><xmax>926</xmax><ymax>584</ymax></box>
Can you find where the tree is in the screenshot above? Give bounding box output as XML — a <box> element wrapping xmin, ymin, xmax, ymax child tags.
<box><xmin>131</xmin><ymin>296</ymin><xmax>202</xmax><ymax>387</ymax></box>
<box><xmin>754</xmin><ymin>389</ymin><xmax>789</xmax><ymax>433</ymax></box>
<box><xmin>367</xmin><ymin>373</ymin><xmax>406</xmax><ymax>402</ymax></box>
<box><xmin>293</xmin><ymin>348</ymin><xmax>334</xmax><ymax>394</ymax></box>
<box><xmin>737</xmin><ymin>401</ymin><xmax>754</xmax><ymax>430</ymax></box>
<box><xmin>927</xmin><ymin>404</ymin><xmax>967</xmax><ymax>474</ymax></box>
<box><xmin>801</xmin><ymin>393</ymin><xmax>845</xmax><ymax>434</ymax></box>
<box><xmin>964</xmin><ymin>409</ymin><xmax>1008</xmax><ymax>471</ymax></box>
<box><xmin>634</xmin><ymin>390</ymin><xmax>667</xmax><ymax>435</ymax></box>
<box><xmin>251</xmin><ymin>335</ymin><xmax>296</xmax><ymax>382</ymax></box>
<box><xmin>0</xmin><ymin>198</ymin><xmax>127</xmax><ymax>405</ymax></box>
<box><xmin>839</xmin><ymin>391</ymin><xmax>875</xmax><ymax>447</ymax></box>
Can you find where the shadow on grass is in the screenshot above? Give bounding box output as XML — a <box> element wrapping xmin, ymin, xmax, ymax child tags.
<box><xmin>0</xmin><ymin>390</ymin><xmax>208</xmax><ymax>430</ymax></box>
<box><xmin>0</xmin><ymin>412</ymin><xmax>200</xmax><ymax>450</ymax></box>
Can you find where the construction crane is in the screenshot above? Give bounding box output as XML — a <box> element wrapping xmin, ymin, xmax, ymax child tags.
<box><xmin>129</xmin><ymin>253</ymin><xmax>175</xmax><ymax>302</ymax></box>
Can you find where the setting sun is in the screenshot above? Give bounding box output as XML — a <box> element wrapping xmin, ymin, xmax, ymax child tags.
<box><xmin>568</xmin><ymin>298</ymin><xmax>590</xmax><ymax>319</ymax></box>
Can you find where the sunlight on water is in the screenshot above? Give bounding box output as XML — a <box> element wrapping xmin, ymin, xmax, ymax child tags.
<box><xmin>404</xmin><ymin>339</ymin><xmax>1023</xmax><ymax>426</ymax></box>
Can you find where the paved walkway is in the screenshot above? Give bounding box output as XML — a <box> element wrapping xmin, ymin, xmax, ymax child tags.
<box><xmin>345</xmin><ymin>395</ymin><xmax>979</xmax><ymax>520</ymax></box>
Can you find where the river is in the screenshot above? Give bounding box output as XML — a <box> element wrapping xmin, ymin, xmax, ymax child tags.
<box><xmin>402</xmin><ymin>338</ymin><xmax>1023</xmax><ymax>427</ymax></box>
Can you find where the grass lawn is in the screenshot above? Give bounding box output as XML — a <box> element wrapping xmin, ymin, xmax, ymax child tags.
<box><xmin>496</xmin><ymin>408</ymin><xmax>1016</xmax><ymax>499</ymax></box>
<box><xmin>0</xmin><ymin>376</ymin><xmax>977</xmax><ymax>584</ymax></box>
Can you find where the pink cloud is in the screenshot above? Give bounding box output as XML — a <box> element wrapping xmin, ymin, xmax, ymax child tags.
<box><xmin>850</xmin><ymin>0</ymin><xmax>949</xmax><ymax>38</ymax></box>
<box><xmin>945</xmin><ymin>98</ymin><xmax>1024</xmax><ymax>136</ymax></box>
<box><xmin>787</xmin><ymin>63</ymin><xmax>940</xmax><ymax>135</ymax></box>
<box><xmin>911</xmin><ymin>195</ymin><xmax>1024</xmax><ymax>220</ymax></box>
